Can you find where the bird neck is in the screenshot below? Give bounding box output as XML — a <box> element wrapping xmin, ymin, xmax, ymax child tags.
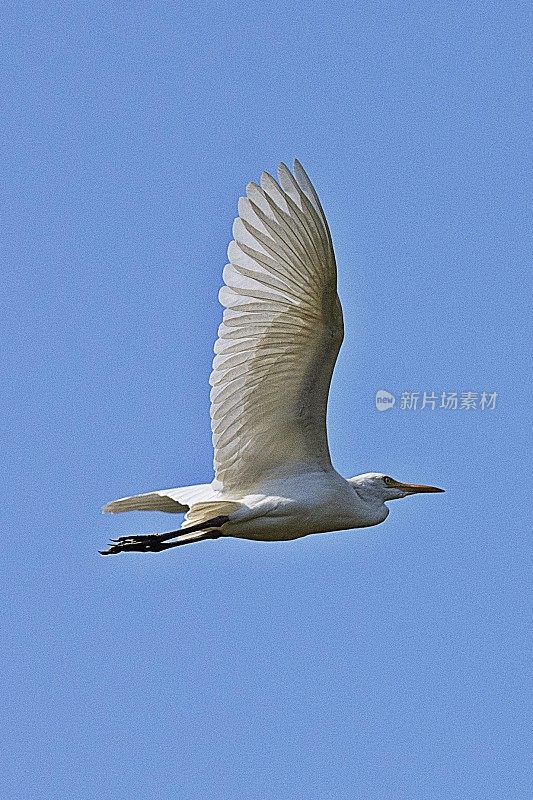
<box><xmin>347</xmin><ymin>477</ymin><xmax>389</xmax><ymax>525</ymax></box>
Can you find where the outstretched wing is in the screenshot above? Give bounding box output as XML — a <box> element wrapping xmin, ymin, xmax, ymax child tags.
<box><xmin>102</xmin><ymin>483</ymin><xmax>215</xmax><ymax>514</ymax></box>
<box><xmin>209</xmin><ymin>161</ymin><xmax>344</xmax><ymax>494</ymax></box>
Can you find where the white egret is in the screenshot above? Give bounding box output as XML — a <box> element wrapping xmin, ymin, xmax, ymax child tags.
<box><xmin>101</xmin><ymin>161</ymin><xmax>443</xmax><ymax>556</ymax></box>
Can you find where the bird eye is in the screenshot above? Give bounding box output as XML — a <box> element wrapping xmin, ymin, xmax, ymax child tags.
<box><xmin>383</xmin><ymin>476</ymin><xmax>393</xmax><ymax>486</ymax></box>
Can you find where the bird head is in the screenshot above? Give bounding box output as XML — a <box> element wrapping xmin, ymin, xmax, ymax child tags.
<box><xmin>349</xmin><ymin>472</ymin><xmax>444</xmax><ymax>502</ymax></box>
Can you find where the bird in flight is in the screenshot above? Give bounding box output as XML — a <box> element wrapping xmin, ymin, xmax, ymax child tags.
<box><xmin>100</xmin><ymin>161</ymin><xmax>443</xmax><ymax>556</ymax></box>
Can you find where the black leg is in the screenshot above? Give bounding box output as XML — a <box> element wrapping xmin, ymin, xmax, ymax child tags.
<box><xmin>99</xmin><ymin>515</ymin><xmax>229</xmax><ymax>556</ymax></box>
<box><xmin>143</xmin><ymin>529</ymin><xmax>223</xmax><ymax>553</ymax></box>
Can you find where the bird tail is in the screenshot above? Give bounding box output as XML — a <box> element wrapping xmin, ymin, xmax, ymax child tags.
<box><xmin>102</xmin><ymin>483</ymin><xmax>216</xmax><ymax>515</ymax></box>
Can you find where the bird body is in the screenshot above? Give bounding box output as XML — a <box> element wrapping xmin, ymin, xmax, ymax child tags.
<box><xmin>194</xmin><ymin>470</ymin><xmax>390</xmax><ymax>543</ymax></box>
<box><xmin>101</xmin><ymin>161</ymin><xmax>442</xmax><ymax>556</ymax></box>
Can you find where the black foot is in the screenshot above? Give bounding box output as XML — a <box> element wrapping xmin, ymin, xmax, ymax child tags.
<box><xmin>99</xmin><ymin>534</ymin><xmax>169</xmax><ymax>556</ymax></box>
<box><xmin>99</xmin><ymin>516</ymin><xmax>230</xmax><ymax>556</ymax></box>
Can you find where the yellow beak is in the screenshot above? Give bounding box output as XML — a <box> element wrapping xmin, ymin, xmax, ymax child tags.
<box><xmin>389</xmin><ymin>480</ymin><xmax>444</xmax><ymax>494</ymax></box>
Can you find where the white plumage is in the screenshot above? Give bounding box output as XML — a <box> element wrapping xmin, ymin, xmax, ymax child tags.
<box><xmin>101</xmin><ymin>161</ymin><xmax>442</xmax><ymax>556</ymax></box>
<box><xmin>211</xmin><ymin>160</ymin><xmax>342</xmax><ymax>492</ymax></box>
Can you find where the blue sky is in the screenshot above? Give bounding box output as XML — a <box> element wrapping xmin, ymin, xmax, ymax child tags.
<box><xmin>2</xmin><ymin>2</ymin><xmax>530</xmax><ymax>798</ymax></box>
